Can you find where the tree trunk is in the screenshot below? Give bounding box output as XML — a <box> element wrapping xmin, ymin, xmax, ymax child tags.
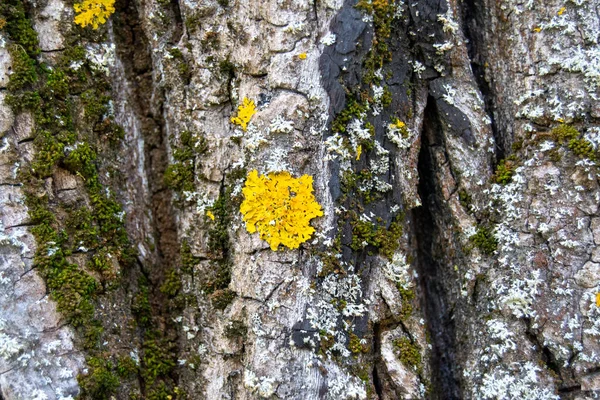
<box><xmin>0</xmin><ymin>0</ymin><xmax>599</xmax><ymax>398</ymax></box>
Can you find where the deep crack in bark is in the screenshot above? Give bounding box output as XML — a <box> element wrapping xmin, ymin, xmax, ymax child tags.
<box><xmin>413</xmin><ymin>96</ymin><xmax>461</xmax><ymax>400</ymax></box>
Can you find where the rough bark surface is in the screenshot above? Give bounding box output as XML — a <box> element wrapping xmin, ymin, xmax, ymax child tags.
<box><xmin>0</xmin><ymin>0</ymin><xmax>600</xmax><ymax>399</ymax></box>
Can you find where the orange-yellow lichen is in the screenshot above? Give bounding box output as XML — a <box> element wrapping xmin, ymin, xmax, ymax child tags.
<box><xmin>230</xmin><ymin>97</ymin><xmax>256</xmax><ymax>131</ymax></box>
<box><xmin>596</xmin><ymin>292</ymin><xmax>600</xmax><ymax>307</ymax></box>
<box><xmin>240</xmin><ymin>170</ymin><xmax>323</xmax><ymax>251</ymax></box>
<box><xmin>73</xmin><ymin>0</ymin><xmax>115</xmax><ymax>29</ymax></box>
<box><xmin>298</xmin><ymin>53</ymin><xmax>307</xmax><ymax>60</ymax></box>
<box><xmin>356</xmin><ymin>145</ymin><xmax>362</xmax><ymax>161</ymax></box>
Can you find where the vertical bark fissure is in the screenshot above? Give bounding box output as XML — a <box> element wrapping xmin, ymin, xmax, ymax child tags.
<box><xmin>112</xmin><ymin>0</ymin><xmax>181</xmax><ymax>392</ymax></box>
<box><xmin>413</xmin><ymin>97</ymin><xmax>461</xmax><ymax>400</ymax></box>
<box><xmin>372</xmin><ymin>322</ymin><xmax>385</xmax><ymax>399</ymax></box>
<box><xmin>460</xmin><ymin>0</ymin><xmax>505</xmax><ymax>160</ymax></box>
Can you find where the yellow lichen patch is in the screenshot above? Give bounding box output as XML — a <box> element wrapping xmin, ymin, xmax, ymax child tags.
<box><xmin>298</xmin><ymin>53</ymin><xmax>307</xmax><ymax>60</ymax></box>
<box><xmin>533</xmin><ymin>27</ymin><xmax>542</xmax><ymax>33</ymax></box>
<box><xmin>230</xmin><ymin>97</ymin><xmax>256</xmax><ymax>131</ymax></box>
<box><xmin>558</xmin><ymin>6</ymin><xmax>566</xmax><ymax>15</ymax></box>
<box><xmin>391</xmin><ymin>119</ymin><xmax>406</xmax><ymax>131</ymax></box>
<box><xmin>206</xmin><ymin>210</ymin><xmax>215</xmax><ymax>221</ymax></box>
<box><xmin>356</xmin><ymin>144</ymin><xmax>362</xmax><ymax>161</ymax></box>
<box><xmin>240</xmin><ymin>170</ymin><xmax>323</xmax><ymax>251</ymax></box>
<box><xmin>596</xmin><ymin>292</ymin><xmax>600</xmax><ymax>307</ymax></box>
<box><xmin>73</xmin><ymin>0</ymin><xmax>115</xmax><ymax>29</ymax></box>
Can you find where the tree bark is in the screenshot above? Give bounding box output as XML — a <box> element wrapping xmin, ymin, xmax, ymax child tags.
<box><xmin>0</xmin><ymin>0</ymin><xmax>599</xmax><ymax>398</ymax></box>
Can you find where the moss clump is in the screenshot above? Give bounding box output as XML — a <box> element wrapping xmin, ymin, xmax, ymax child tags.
<box><xmin>207</xmin><ymin>191</ymin><xmax>232</xmax><ymax>256</ymax></box>
<box><xmin>397</xmin><ymin>286</ymin><xmax>415</xmax><ymax>320</ymax></box>
<box><xmin>225</xmin><ymin>320</ymin><xmax>248</xmax><ymax>338</ymax></box>
<box><xmin>180</xmin><ymin>239</ymin><xmax>200</xmax><ymax>274</ymax></box>
<box><xmin>393</xmin><ymin>337</ymin><xmax>422</xmax><ymax>374</ymax></box>
<box><xmin>164</xmin><ymin>131</ymin><xmax>208</xmax><ymax>194</ymax></box>
<box><xmin>78</xmin><ymin>356</ymin><xmax>120</xmax><ymax>400</ymax></box>
<box><xmin>350</xmin><ymin>216</ymin><xmax>403</xmax><ymax>260</ymax></box>
<box><xmin>142</xmin><ymin>337</ymin><xmax>177</xmax><ymax>386</ymax></box>
<box><xmin>0</xmin><ymin>0</ymin><xmax>39</xmax><ymax>55</ymax></box>
<box><xmin>160</xmin><ymin>269</ymin><xmax>183</xmax><ymax>298</ymax></box>
<box><xmin>348</xmin><ymin>332</ymin><xmax>369</xmax><ymax>354</ymax></box>
<box><xmin>132</xmin><ymin>280</ymin><xmax>152</xmax><ymax>327</ymax></box>
<box><xmin>551</xmin><ymin>124</ymin><xmax>579</xmax><ymax>144</ymax></box>
<box><xmin>210</xmin><ymin>288</ymin><xmax>236</xmax><ymax>310</ymax></box>
<box><xmin>6</xmin><ymin>45</ymin><xmax>37</xmax><ymax>91</ymax></box>
<box><xmin>116</xmin><ymin>355</ymin><xmax>139</xmax><ymax>379</ymax></box>
<box><xmin>469</xmin><ymin>226</ymin><xmax>498</xmax><ymax>255</ymax></box>
<box><xmin>331</xmin><ymin>96</ymin><xmax>368</xmax><ymax>134</ymax></box>
<box><xmin>568</xmin><ymin>138</ymin><xmax>596</xmax><ymax>160</ymax></box>
<box><xmin>458</xmin><ymin>189</ymin><xmax>472</xmax><ymax>210</ymax></box>
<box><xmin>493</xmin><ymin>158</ymin><xmax>516</xmax><ymax>185</ymax></box>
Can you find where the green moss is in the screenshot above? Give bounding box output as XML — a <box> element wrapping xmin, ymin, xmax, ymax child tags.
<box><xmin>78</xmin><ymin>356</ymin><xmax>120</xmax><ymax>400</ymax></box>
<box><xmin>0</xmin><ymin>0</ymin><xmax>39</xmax><ymax>55</ymax></box>
<box><xmin>132</xmin><ymin>279</ymin><xmax>152</xmax><ymax>327</ymax></box>
<box><xmin>160</xmin><ymin>269</ymin><xmax>183</xmax><ymax>297</ymax></box>
<box><xmin>319</xmin><ymin>332</ymin><xmax>335</xmax><ymax>355</ymax></box>
<box><xmin>551</xmin><ymin>124</ymin><xmax>579</xmax><ymax>144</ymax></box>
<box><xmin>207</xmin><ymin>191</ymin><xmax>232</xmax><ymax>255</ymax></box>
<box><xmin>180</xmin><ymin>239</ymin><xmax>200</xmax><ymax>274</ymax></box>
<box><xmin>116</xmin><ymin>355</ymin><xmax>139</xmax><ymax>379</ymax></box>
<box><xmin>348</xmin><ymin>332</ymin><xmax>368</xmax><ymax>354</ymax></box>
<box><xmin>493</xmin><ymin>158</ymin><xmax>516</xmax><ymax>185</ymax></box>
<box><xmin>568</xmin><ymin>138</ymin><xmax>596</xmax><ymax>160</ymax></box>
<box><xmin>225</xmin><ymin>320</ymin><xmax>248</xmax><ymax>338</ymax></box>
<box><xmin>393</xmin><ymin>337</ymin><xmax>422</xmax><ymax>374</ymax></box>
<box><xmin>458</xmin><ymin>189</ymin><xmax>472</xmax><ymax>210</ymax></box>
<box><xmin>3</xmin><ymin>1</ymin><xmax>137</xmax><ymax>397</ymax></box>
<box><xmin>331</xmin><ymin>96</ymin><xmax>368</xmax><ymax>134</ymax></box>
<box><xmin>381</xmin><ymin>86</ymin><xmax>393</xmax><ymax>107</ymax></box>
<box><xmin>350</xmin><ymin>216</ymin><xmax>402</xmax><ymax>260</ymax></box>
<box><xmin>210</xmin><ymin>288</ymin><xmax>236</xmax><ymax>310</ymax></box>
<box><xmin>397</xmin><ymin>286</ymin><xmax>415</xmax><ymax>320</ymax></box>
<box><xmin>64</xmin><ymin>142</ymin><xmax>97</xmax><ymax>178</ymax></box>
<box><xmin>164</xmin><ymin>131</ymin><xmax>207</xmax><ymax>195</ymax></box>
<box><xmin>469</xmin><ymin>226</ymin><xmax>498</xmax><ymax>255</ymax></box>
<box><xmin>142</xmin><ymin>336</ymin><xmax>177</xmax><ymax>385</ymax></box>
<box><xmin>6</xmin><ymin>45</ymin><xmax>37</xmax><ymax>91</ymax></box>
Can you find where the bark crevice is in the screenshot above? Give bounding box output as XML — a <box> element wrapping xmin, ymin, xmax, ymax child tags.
<box><xmin>112</xmin><ymin>0</ymin><xmax>182</xmax><ymax>393</ymax></box>
<box><xmin>413</xmin><ymin>96</ymin><xmax>461</xmax><ymax>400</ymax></box>
<box><xmin>460</xmin><ymin>0</ymin><xmax>505</xmax><ymax>160</ymax></box>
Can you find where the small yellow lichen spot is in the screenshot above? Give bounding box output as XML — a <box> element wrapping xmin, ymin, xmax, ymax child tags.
<box><xmin>298</xmin><ymin>53</ymin><xmax>307</xmax><ymax>60</ymax></box>
<box><xmin>558</xmin><ymin>7</ymin><xmax>566</xmax><ymax>15</ymax></box>
<box><xmin>391</xmin><ymin>119</ymin><xmax>406</xmax><ymax>130</ymax></box>
<box><xmin>230</xmin><ymin>97</ymin><xmax>256</xmax><ymax>132</ymax></box>
<box><xmin>73</xmin><ymin>0</ymin><xmax>116</xmax><ymax>29</ymax></box>
<box><xmin>356</xmin><ymin>145</ymin><xmax>362</xmax><ymax>161</ymax></box>
<box><xmin>557</xmin><ymin>118</ymin><xmax>565</xmax><ymax>123</ymax></box>
<box><xmin>596</xmin><ymin>292</ymin><xmax>600</xmax><ymax>307</ymax></box>
<box><xmin>240</xmin><ymin>170</ymin><xmax>323</xmax><ymax>251</ymax></box>
<box><xmin>206</xmin><ymin>210</ymin><xmax>215</xmax><ymax>221</ymax></box>
<box><xmin>533</xmin><ymin>27</ymin><xmax>542</xmax><ymax>33</ymax></box>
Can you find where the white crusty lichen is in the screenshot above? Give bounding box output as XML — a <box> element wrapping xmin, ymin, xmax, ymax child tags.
<box><xmin>382</xmin><ymin>252</ymin><xmax>413</xmax><ymax>290</ymax></box>
<box><xmin>476</xmin><ymin>362</ymin><xmax>559</xmax><ymax>400</ymax></box>
<box><xmin>320</xmin><ymin>33</ymin><xmax>337</xmax><ymax>46</ymax></box>
<box><xmin>327</xmin><ymin>371</ymin><xmax>367</xmax><ymax>400</ymax></box>
<box><xmin>387</xmin><ymin>120</ymin><xmax>413</xmax><ymax>149</ymax></box>
<box><xmin>243</xmin><ymin>369</ymin><xmax>278</xmax><ymax>398</ymax></box>
<box><xmin>269</xmin><ymin>115</ymin><xmax>294</xmax><ymax>134</ymax></box>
